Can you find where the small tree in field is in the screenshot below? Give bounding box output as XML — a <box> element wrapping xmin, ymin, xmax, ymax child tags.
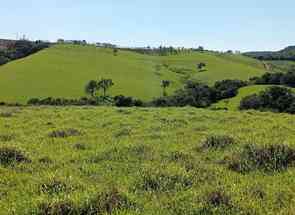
<box><xmin>161</xmin><ymin>80</ymin><xmax>171</xmax><ymax>96</ymax></box>
<box><xmin>85</xmin><ymin>80</ymin><xmax>98</xmax><ymax>98</ymax></box>
<box><xmin>97</xmin><ymin>78</ymin><xmax>114</xmax><ymax>97</ymax></box>
<box><xmin>198</xmin><ymin>62</ymin><xmax>206</xmax><ymax>70</ymax></box>
<box><xmin>113</xmin><ymin>48</ymin><xmax>118</xmax><ymax>56</ymax></box>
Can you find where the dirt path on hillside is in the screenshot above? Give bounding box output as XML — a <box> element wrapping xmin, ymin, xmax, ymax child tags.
<box><xmin>262</xmin><ymin>61</ymin><xmax>271</xmax><ymax>71</ymax></box>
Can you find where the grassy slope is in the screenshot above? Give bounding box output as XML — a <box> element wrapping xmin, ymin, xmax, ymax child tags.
<box><xmin>212</xmin><ymin>85</ymin><xmax>295</xmax><ymax>111</ymax></box>
<box><xmin>0</xmin><ymin>107</ymin><xmax>295</xmax><ymax>214</ymax></box>
<box><xmin>0</xmin><ymin>45</ymin><xmax>266</xmax><ymax>103</ymax></box>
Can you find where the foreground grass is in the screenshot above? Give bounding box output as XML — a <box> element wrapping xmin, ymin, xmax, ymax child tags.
<box><xmin>0</xmin><ymin>107</ymin><xmax>295</xmax><ymax>214</ymax></box>
<box><xmin>0</xmin><ymin>45</ymin><xmax>265</xmax><ymax>103</ymax></box>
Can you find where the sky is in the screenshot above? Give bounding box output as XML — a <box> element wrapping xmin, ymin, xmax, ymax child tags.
<box><xmin>1</xmin><ymin>0</ymin><xmax>294</xmax><ymax>52</ymax></box>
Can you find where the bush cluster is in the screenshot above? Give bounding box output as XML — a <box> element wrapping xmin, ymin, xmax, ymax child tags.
<box><xmin>201</xmin><ymin>135</ymin><xmax>235</xmax><ymax>150</ymax></box>
<box><xmin>114</xmin><ymin>95</ymin><xmax>143</xmax><ymax>107</ymax></box>
<box><xmin>252</xmin><ymin>71</ymin><xmax>295</xmax><ymax>87</ymax></box>
<box><xmin>228</xmin><ymin>144</ymin><xmax>295</xmax><ymax>173</ymax></box>
<box><xmin>214</xmin><ymin>79</ymin><xmax>247</xmax><ymax>100</ymax></box>
<box><xmin>0</xmin><ymin>147</ymin><xmax>30</xmax><ymax>166</ymax></box>
<box><xmin>152</xmin><ymin>79</ymin><xmax>247</xmax><ymax>107</ymax></box>
<box><xmin>27</xmin><ymin>96</ymin><xmax>144</xmax><ymax>107</ymax></box>
<box><xmin>37</xmin><ymin>188</ymin><xmax>138</xmax><ymax>215</ymax></box>
<box><xmin>240</xmin><ymin>86</ymin><xmax>295</xmax><ymax>114</ymax></box>
<box><xmin>28</xmin><ymin>97</ymin><xmax>100</xmax><ymax>106</ymax></box>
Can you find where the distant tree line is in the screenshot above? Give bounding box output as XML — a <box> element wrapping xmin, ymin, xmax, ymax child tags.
<box><xmin>120</xmin><ymin>46</ymin><xmax>205</xmax><ymax>56</ymax></box>
<box><xmin>244</xmin><ymin>46</ymin><xmax>295</xmax><ymax>61</ymax></box>
<box><xmin>0</xmin><ymin>40</ymin><xmax>50</xmax><ymax>66</ymax></box>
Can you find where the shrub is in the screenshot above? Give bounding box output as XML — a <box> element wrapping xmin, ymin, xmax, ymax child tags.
<box><xmin>254</xmin><ymin>71</ymin><xmax>295</xmax><ymax>87</ymax></box>
<box><xmin>280</xmin><ymin>71</ymin><xmax>295</xmax><ymax>87</ymax></box>
<box><xmin>152</xmin><ymin>81</ymin><xmax>217</xmax><ymax>107</ymax></box>
<box><xmin>228</xmin><ymin>144</ymin><xmax>295</xmax><ymax>173</ymax></box>
<box><xmin>90</xmin><ymin>144</ymin><xmax>153</xmax><ymax>163</ymax></box>
<box><xmin>201</xmin><ymin>135</ymin><xmax>235</xmax><ymax>150</ymax></box>
<box><xmin>48</xmin><ymin>129</ymin><xmax>81</xmax><ymax>138</ymax></box>
<box><xmin>38</xmin><ymin>157</ymin><xmax>53</xmax><ymax>164</ymax></box>
<box><xmin>240</xmin><ymin>86</ymin><xmax>295</xmax><ymax>114</ymax></box>
<box><xmin>0</xmin><ymin>134</ymin><xmax>15</xmax><ymax>142</ymax></box>
<box><xmin>206</xmin><ymin>190</ymin><xmax>232</xmax><ymax>208</ymax></box>
<box><xmin>136</xmin><ymin>169</ymin><xmax>193</xmax><ymax>192</ymax></box>
<box><xmin>37</xmin><ymin>200</ymin><xmax>76</xmax><ymax>215</ymax></box>
<box><xmin>255</xmin><ymin>72</ymin><xmax>284</xmax><ymax>85</ymax></box>
<box><xmin>197</xmin><ymin>190</ymin><xmax>242</xmax><ymax>215</ymax></box>
<box><xmin>0</xmin><ymin>147</ymin><xmax>30</xmax><ymax>166</ymax></box>
<box><xmin>214</xmin><ymin>80</ymin><xmax>247</xmax><ymax>100</ymax></box>
<box><xmin>239</xmin><ymin>94</ymin><xmax>262</xmax><ymax>110</ymax></box>
<box><xmin>114</xmin><ymin>95</ymin><xmax>143</xmax><ymax>107</ymax></box>
<box><xmin>168</xmin><ymin>151</ymin><xmax>191</xmax><ymax>163</ymax></box>
<box><xmin>0</xmin><ymin>112</ymin><xmax>13</xmax><ymax>118</ymax></box>
<box><xmin>81</xmin><ymin>188</ymin><xmax>137</xmax><ymax>214</ymax></box>
<box><xmin>40</xmin><ymin>179</ymin><xmax>73</xmax><ymax>195</ymax></box>
<box><xmin>73</xmin><ymin>143</ymin><xmax>87</xmax><ymax>150</ymax></box>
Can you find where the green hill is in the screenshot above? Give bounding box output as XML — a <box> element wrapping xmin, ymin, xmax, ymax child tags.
<box><xmin>0</xmin><ymin>44</ymin><xmax>266</xmax><ymax>103</ymax></box>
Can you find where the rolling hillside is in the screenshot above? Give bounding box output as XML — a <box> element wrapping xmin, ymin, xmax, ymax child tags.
<box><xmin>0</xmin><ymin>44</ymin><xmax>266</xmax><ymax>103</ymax></box>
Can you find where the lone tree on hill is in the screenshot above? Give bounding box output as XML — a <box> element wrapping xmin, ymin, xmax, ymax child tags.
<box><xmin>98</xmin><ymin>78</ymin><xmax>114</xmax><ymax>97</ymax></box>
<box><xmin>113</xmin><ymin>48</ymin><xmax>118</xmax><ymax>56</ymax></box>
<box><xmin>85</xmin><ymin>80</ymin><xmax>98</xmax><ymax>98</ymax></box>
<box><xmin>198</xmin><ymin>62</ymin><xmax>206</xmax><ymax>70</ymax></box>
<box><xmin>161</xmin><ymin>80</ymin><xmax>171</xmax><ymax>96</ymax></box>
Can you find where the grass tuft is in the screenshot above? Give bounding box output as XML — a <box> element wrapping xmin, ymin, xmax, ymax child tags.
<box><xmin>73</xmin><ymin>143</ymin><xmax>87</xmax><ymax>150</ymax></box>
<box><xmin>37</xmin><ymin>200</ymin><xmax>76</xmax><ymax>215</ymax></box>
<box><xmin>0</xmin><ymin>134</ymin><xmax>15</xmax><ymax>142</ymax></box>
<box><xmin>201</xmin><ymin>135</ymin><xmax>235</xmax><ymax>150</ymax></box>
<box><xmin>0</xmin><ymin>147</ymin><xmax>30</xmax><ymax>166</ymax></box>
<box><xmin>228</xmin><ymin>144</ymin><xmax>295</xmax><ymax>173</ymax></box>
<box><xmin>0</xmin><ymin>112</ymin><xmax>13</xmax><ymax>118</ymax></box>
<box><xmin>48</xmin><ymin>129</ymin><xmax>82</xmax><ymax>138</ymax></box>
<box><xmin>136</xmin><ymin>169</ymin><xmax>194</xmax><ymax>192</ymax></box>
<box><xmin>40</xmin><ymin>179</ymin><xmax>74</xmax><ymax>195</ymax></box>
<box><xmin>81</xmin><ymin>188</ymin><xmax>138</xmax><ymax>214</ymax></box>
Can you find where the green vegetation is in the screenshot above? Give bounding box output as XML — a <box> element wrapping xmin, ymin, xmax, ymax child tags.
<box><xmin>1</xmin><ymin>106</ymin><xmax>295</xmax><ymax>214</ymax></box>
<box><xmin>0</xmin><ymin>40</ymin><xmax>49</xmax><ymax>66</ymax></box>
<box><xmin>244</xmin><ymin>46</ymin><xmax>295</xmax><ymax>61</ymax></box>
<box><xmin>212</xmin><ymin>85</ymin><xmax>272</xmax><ymax>110</ymax></box>
<box><xmin>0</xmin><ymin>44</ymin><xmax>266</xmax><ymax>104</ymax></box>
<box><xmin>239</xmin><ymin>86</ymin><xmax>295</xmax><ymax>114</ymax></box>
<box><xmin>268</xmin><ymin>60</ymin><xmax>295</xmax><ymax>73</ymax></box>
<box><xmin>213</xmin><ymin>85</ymin><xmax>295</xmax><ymax>111</ymax></box>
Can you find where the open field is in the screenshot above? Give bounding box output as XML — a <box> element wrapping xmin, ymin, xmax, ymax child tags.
<box><xmin>0</xmin><ymin>106</ymin><xmax>295</xmax><ymax>214</ymax></box>
<box><xmin>0</xmin><ymin>45</ymin><xmax>266</xmax><ymax>103</ymax></box>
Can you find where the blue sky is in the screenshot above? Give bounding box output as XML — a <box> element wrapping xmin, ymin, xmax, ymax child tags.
<box><xmin>1</xmin><ymin>0</ymin><xmax>294</xmax><ymax>51</ymax></box>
